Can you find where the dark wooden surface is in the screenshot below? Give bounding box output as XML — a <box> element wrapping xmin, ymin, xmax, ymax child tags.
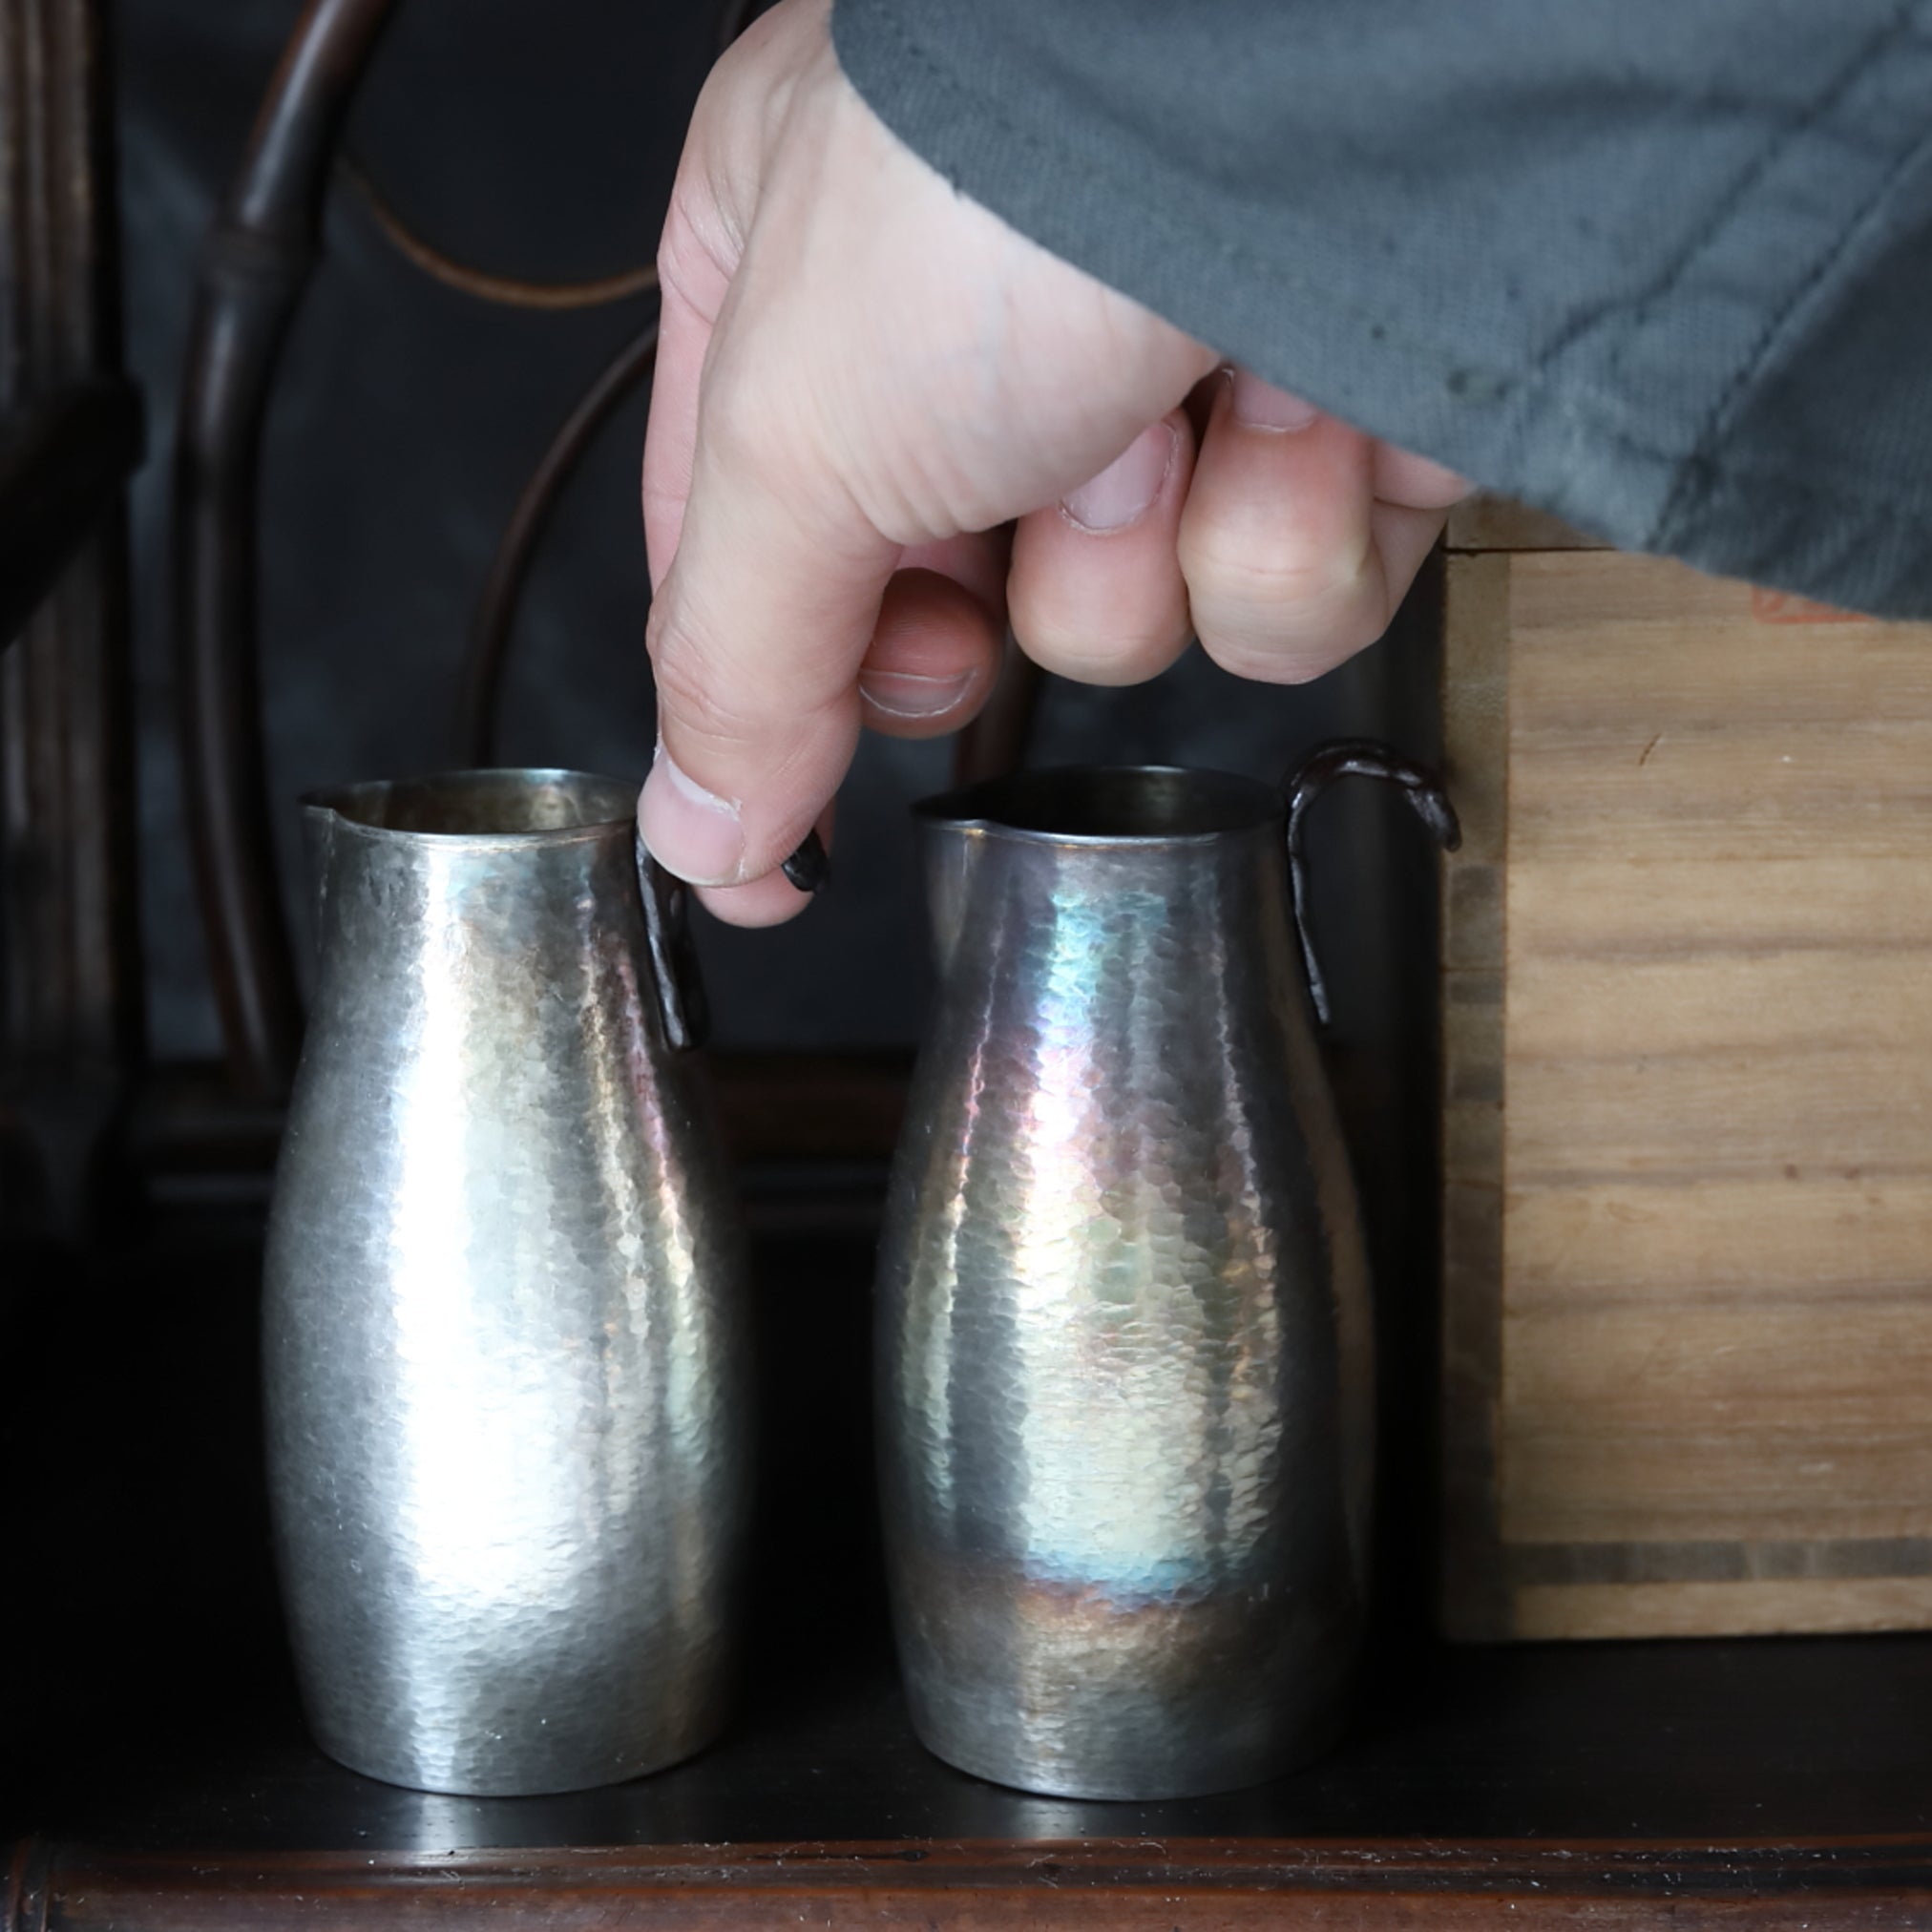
<box><xmin>15</xmin><ymin>1628</ymin><xmax>1932</xmax><ymax>1850</ymax></box>
<box><xmin>0</xmin><ymin>378</ymin><xmax>141</xmax><ymax>648</ymax></box>
<box><xmin>6</xmin><ymin>1219</ymin><xmax>1931</xmax><ymax>1925</ymax></box>
<box><xmin>0</xmin><ymin>0</ymin><xmax>143</xmax><ymax>1236</ymax></box>
<box><xmin>12</xmin><ymin>1840</ymin><xmax>1932</xmax><ymax>1932</ymax></box>
<box><xmin>10</xmin><ymin>1644</ymin><xmax>1932</xmax><ymax>1927</ymax></box>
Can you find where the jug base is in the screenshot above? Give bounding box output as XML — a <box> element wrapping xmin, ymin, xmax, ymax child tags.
<box><xmin>310</xmin><ymin>1717</ymin><xmax>727</xmax><ymax>1799</ymax></box>
<box><xmin>905</xmin><ymin>1675</ymin><xmax>1354</xmax><ymax>1803</ymax></box>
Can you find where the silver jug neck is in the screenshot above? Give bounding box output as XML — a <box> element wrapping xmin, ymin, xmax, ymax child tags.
<box><xmin>917</xmin><ymin>766</ymin><xmax>1290</xmax><ymax>978</ymax></box>
<box><xmin>303</xmin><ymin>767</ymin><xmax>639</xmax><ymax>850</ymax></box>
<box><xmin>916</xmin><ymin>765</ymin><xmax>1284</xmax><ymax>851</ymax></box>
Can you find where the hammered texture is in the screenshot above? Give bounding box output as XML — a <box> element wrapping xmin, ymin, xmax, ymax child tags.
<box><xmin>878</xmin><ymin>768</ymin><xmax>1374</xmax><ymax>1800</ymax></box>
<box><xmin>263</xmin><ymin>771</ymin><xmax>750</xmax><ymax>1797</ymax></box>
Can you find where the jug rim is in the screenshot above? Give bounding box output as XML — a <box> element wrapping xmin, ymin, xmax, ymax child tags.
<box><xmin>915</xmin><ymin>764</ymin><xmax>1284</xmax><ymax>847</ymax></box>
<box><xmin>303</xmin><ymin>767</ymin><xmax>640</xmax><ymax>845</ymax></box>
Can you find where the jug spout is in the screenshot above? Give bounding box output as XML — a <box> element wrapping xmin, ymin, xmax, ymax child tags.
<box><xmin>300</xmin><ymin>767</ymin><xmax>704</xmax><ymax>1050</ymax></box>
<box><xmin>918</xmin><ymin>814</ymin><xmax>983</xmax><ymax>983</ymax></box>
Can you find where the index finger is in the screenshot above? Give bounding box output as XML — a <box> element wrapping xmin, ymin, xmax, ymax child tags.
<box><xmin>638</xmin><ymin>314</ymin><xmax>901</xmax><ymax>896</ymax></box>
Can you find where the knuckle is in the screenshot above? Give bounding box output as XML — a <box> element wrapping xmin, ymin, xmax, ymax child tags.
<box><xmin>1193</xmin><ymin>579</ymin><xmax>1390</xmax><ymax>685</ymax></box>
<box><xmin>1177</xmin><ymin>517</ymin><xmax>1369</xmax><ymax>610</ymax></box>
<box><xmin>1198</xmin><ymin>633</ymin><xmax>1345</xmax><ymax>686</ymax></box>
<box><xmin>695</xmin><ymin>367</ymin><xmax>771</xmax><ymax>478</ymax></box>
<box><xmin>695</xmin><ymin>359</ymin><xmax>840</xmax><ymax>524</ymax></box>
<box><xmin>657</xmin><ymin>200</ymin><xmax>712</xmax><ymax>297</ymax></box>
<box><xmin>1012</xmin><ymin>606</ymin><xmax>1189</xmax><ymax>687</ymax></box>
<box><xmin>646</xmin><ymin>609</ymin><xmax>757</xmax><ymax>747</ymax></box>
<box><xmin>1180</xmin><ymin>516</ymin><xmax>1390</xmax><ymax>682</ymax></box>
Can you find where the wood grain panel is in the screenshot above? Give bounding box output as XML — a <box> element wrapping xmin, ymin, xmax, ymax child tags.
<box><xmin>1514</xmin><ymin>1579</ymin><xmax>1932</xmax><ymax>1640</ymax></box>
<box><xmin>1502</xmin><ymin>1303</ymin><xmax>1932</xmax><ymax>1544</ymax></box>
<box><xmin>1509</xmin><ymin>953</ymin><xmax>1932</xmax><ymax>1059</ymax></box>
<box><xmin>1440</xmin><ymin>549</ymin><xmax>1932</xmax><ymax>1639</ymax></box>
<box><xmin>1512</xmin><ymin>858</ymin><xmax>1932</xmax><ymax>956</ymax></box>
<box><xmin>1506</xmin><ymin>1177</ymin><xmax>1932</xmax><ymax>1305</ymax></box>
<box><xmin>1506</xmin><ymin>1045</ymin><xmax>1932</xmax><ymax>1180</ymax></box>
<box><xmin>1508</xmin><ymin>741</ymin><xmax>1932</xmax><ymax>861</ymax></box>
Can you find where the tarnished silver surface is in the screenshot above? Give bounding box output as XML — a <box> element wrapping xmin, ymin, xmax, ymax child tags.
<box><xmin>264</xmin><ymin>769</ymin><xmax>750</xmax><ymax>1797</ymax></box>
<box><xmin>879</xmin><ymin>760</ymin><xmax>1444</xmax><ymax>1801</ymax></box>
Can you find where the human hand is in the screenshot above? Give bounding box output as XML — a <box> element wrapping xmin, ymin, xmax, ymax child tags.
<box><xmin>640</xmin><ymin>0</ymin><xmax>1467</xmax><ymax>924</ymax></box>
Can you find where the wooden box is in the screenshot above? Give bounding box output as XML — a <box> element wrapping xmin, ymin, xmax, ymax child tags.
<box><xmin>1439</xmin><ymin>539</ymin><xmax>1932</xmax><ymax>1641</ymax></box>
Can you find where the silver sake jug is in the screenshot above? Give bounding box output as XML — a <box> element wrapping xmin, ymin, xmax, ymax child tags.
<box><xmin>263</xmin><ymin>767</ymin><xmax>750</xmax><ymax>1796</ymax></box>
<box><xmin>877</xmin><ymin>746</ymin><xmax>1458</xmax><ymax>1800</ymax></box>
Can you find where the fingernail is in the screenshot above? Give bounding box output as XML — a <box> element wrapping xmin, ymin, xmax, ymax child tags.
<box><xmin>639</xmin><ymin>741</ymin><xmax>745</xmax><ymax>885</ymax></box>
<box><xmin>1060</xmin><ymin>421</ymin><xmax>1177</xmax><ymax>533</ymax></box>
<box><xmin>1230</xmin><ymin>369</ymin><xmax>1320</xmax><ymax>432</ymax></box>
<box><xmin>781</xmin><ymin>830</ymin><xmax>830</xmax><ymax>894</ymax></box>
<box><xmin>858</xmin><ymin>667</ymin><xmax>977</xmax><ymax>720</ymax></box>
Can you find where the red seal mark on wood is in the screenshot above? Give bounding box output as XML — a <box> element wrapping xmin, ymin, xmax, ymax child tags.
<box><xmin>1751</xmin><ymin>586</ymin><xmax>1861</xmax><ymax>624</ymax></box>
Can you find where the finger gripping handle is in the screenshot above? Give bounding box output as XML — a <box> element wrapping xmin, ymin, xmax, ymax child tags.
<box><xmin>1284</xmin><ymin>738</ymin><xmax>1461</xmax><ymax>1030</ymax></box>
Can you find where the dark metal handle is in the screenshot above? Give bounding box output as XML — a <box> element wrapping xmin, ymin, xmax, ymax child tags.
<box><xmin>1284</xmin><ymin>738</ymin><xmax>1461</xmax><ymax>1030</ymax></box>
<box><xmin>634</xmin><ymin>839</ymin><xmax>709</xmax><ymax>1051</ymax></box>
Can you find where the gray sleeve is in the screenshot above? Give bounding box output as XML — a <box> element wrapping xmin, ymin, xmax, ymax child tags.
<box><xmin>832</xmin><ymin>0</ymin><xmax>1932</xmax><ymax>618</ymax></box>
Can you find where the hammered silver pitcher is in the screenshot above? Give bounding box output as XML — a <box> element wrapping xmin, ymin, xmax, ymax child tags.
<box><xmin>877</xmin><ymin>747</ymin><xmax>1457</xmax><ymax>1800</ymax></box>
<box><xmin>263</xmin><ymin>768</ymin><xmax>750</xmax><ymax>1796</ymax></box>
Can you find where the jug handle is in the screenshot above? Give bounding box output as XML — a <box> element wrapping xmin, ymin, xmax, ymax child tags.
<box><xmin>635</xmin><ymin>838</ymin><xmax>710</xmax><ymax>1051</ymax></box>
<box><xmin>1284</xmin><ymin>739</ymin><xmax>1461</xmax><ymax>1030</ymax></box>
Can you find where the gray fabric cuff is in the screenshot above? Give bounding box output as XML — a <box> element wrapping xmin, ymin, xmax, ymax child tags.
<box><xmin>834</xmin><ymin>0</ymin><xmax>1932</xmax><ymax>616</ymax></box>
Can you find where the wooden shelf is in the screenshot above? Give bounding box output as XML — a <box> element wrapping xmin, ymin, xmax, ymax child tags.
<box><xmin>13</xmin><ymin>1640</ymin><xmax>1932</xmax><ymax>1925</ymax></box>
<box><xmin>7</xmin><ymin>1218</ymin><xmax>1929</xmax><ymax>1926</ymax></box>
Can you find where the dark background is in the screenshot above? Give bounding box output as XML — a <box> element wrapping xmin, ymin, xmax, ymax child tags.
<box><xmin>116</xmin><ymin>0</ymin><xmax>1438</xmax><ymax>1065</ymax></box>
<box><xmin>25</xmin><ymin>0</ymin><xmax>1453</xmax><ymax>1816</ymax></box>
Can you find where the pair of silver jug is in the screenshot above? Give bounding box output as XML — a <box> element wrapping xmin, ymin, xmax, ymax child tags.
<box><xmin>264</xmin><ymin>770</ymin><xmax>748</xmax><ymax>1797</ymax></box>
<box><xmin>263</xmin><ymin>749</ymin><xmax>1455</xmax><ymax>1800</ymax></box>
